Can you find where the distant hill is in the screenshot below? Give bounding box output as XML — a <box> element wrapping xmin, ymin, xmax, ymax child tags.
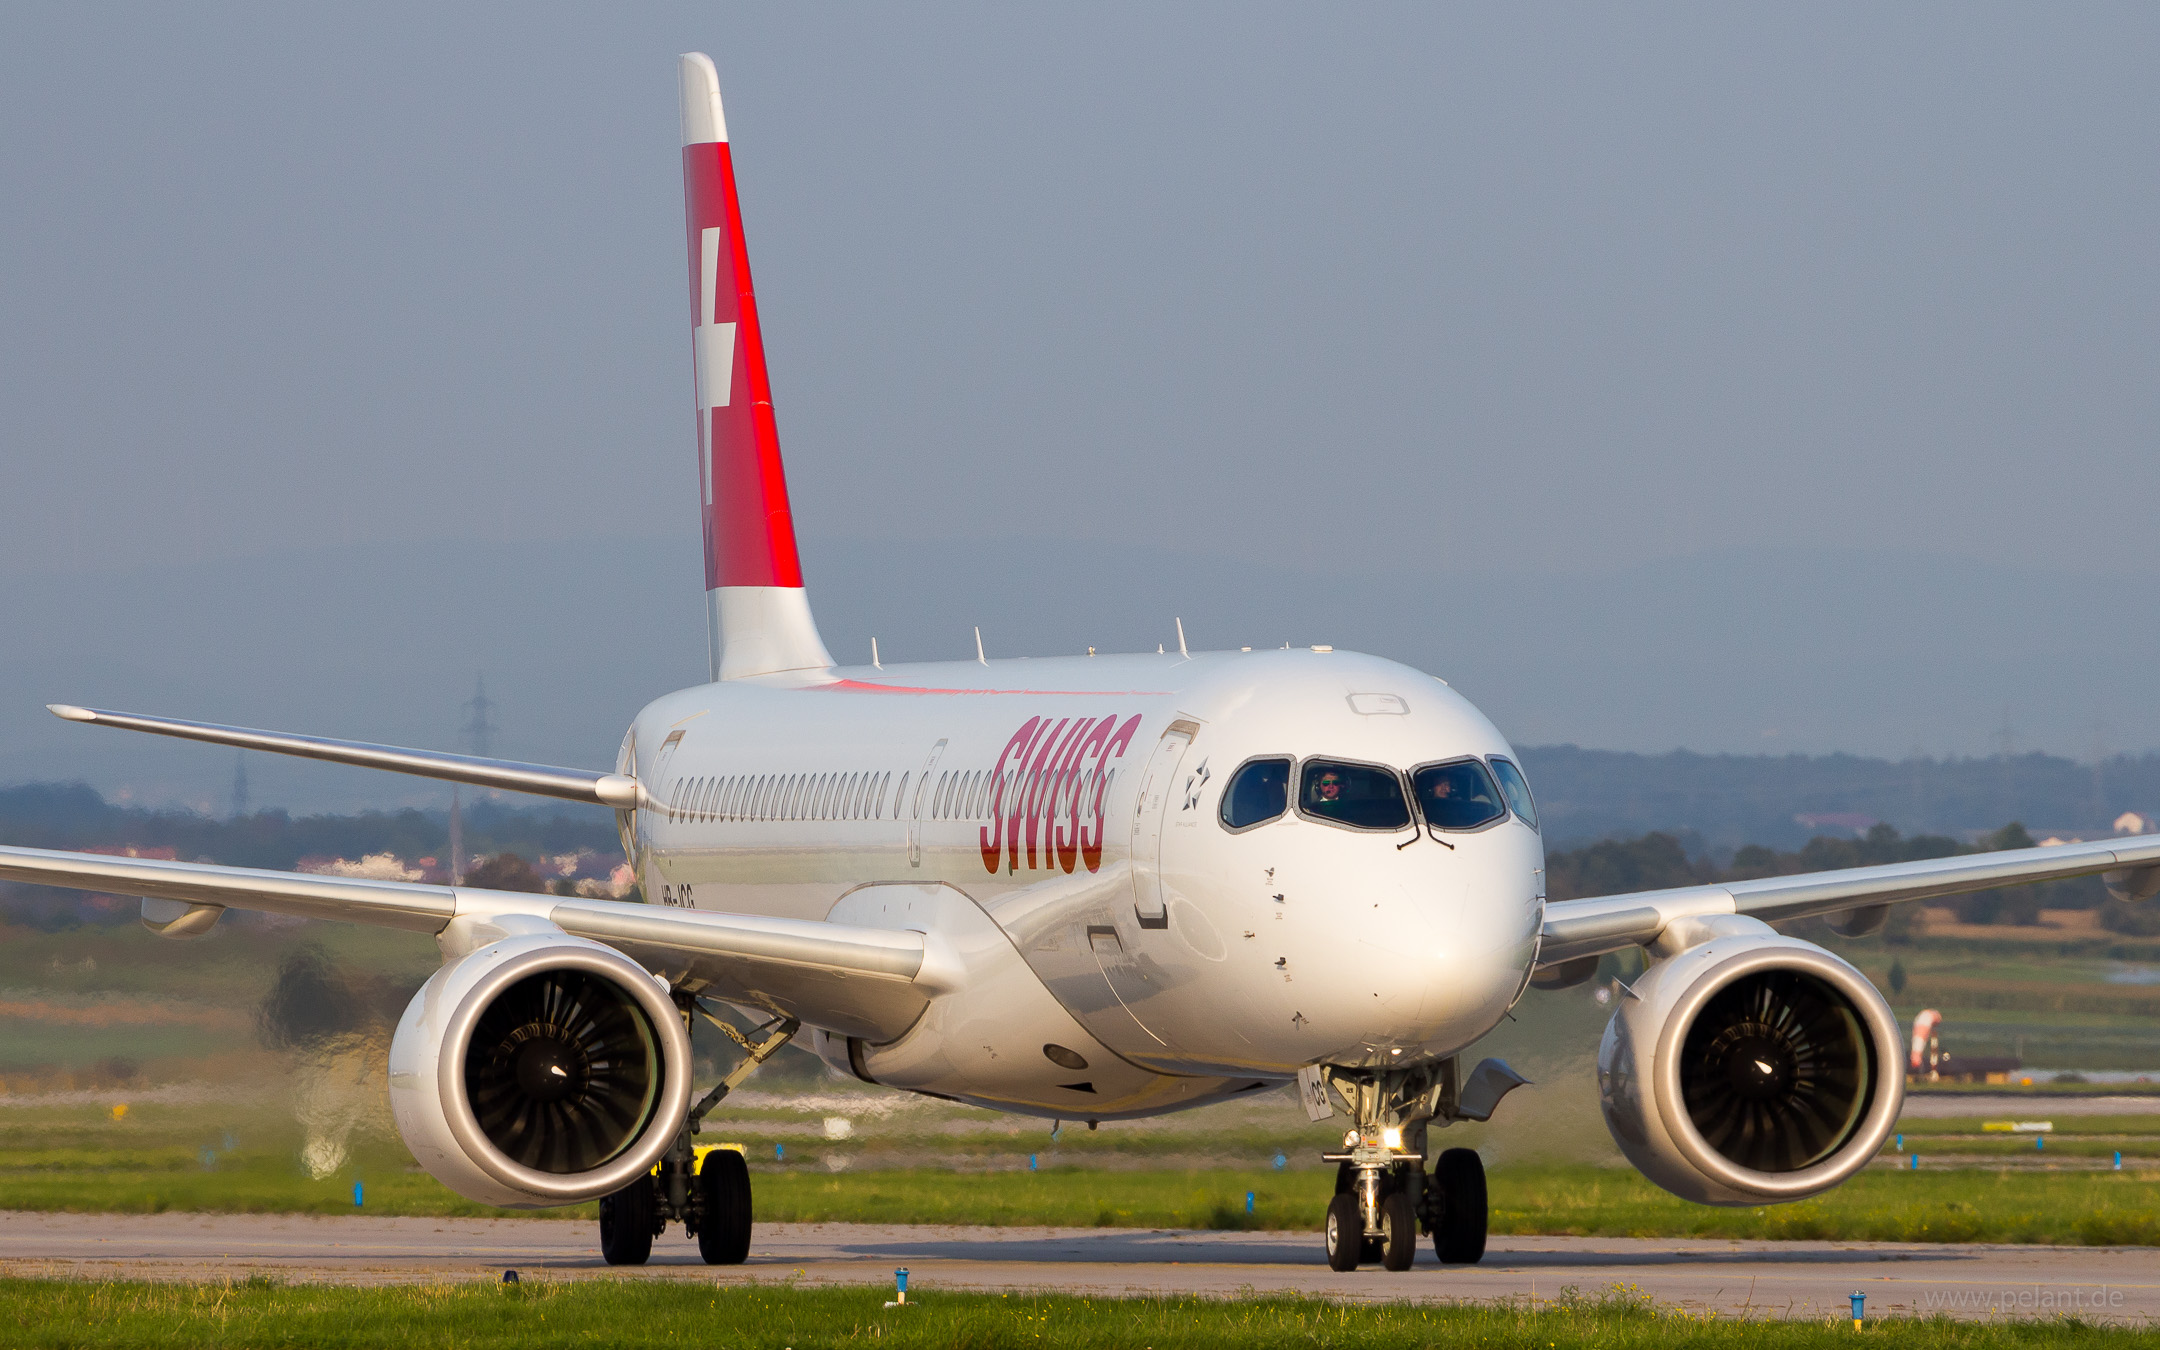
<box><xmin>1517</xmin><ymin>745</ymin><xmax>2159</xmax><ymax>851</ymax></box>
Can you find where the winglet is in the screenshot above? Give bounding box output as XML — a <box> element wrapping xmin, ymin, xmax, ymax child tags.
<box><xmin>679</xmin><ymin>51</ymin><xmax>727</xmax><ymax>146</ymax></box>
<box><xmin>47</xmin><ymin>704</ymin><xmax>94</xmax><ymax>722</ymax></box>
<box><xmin>678</xmin><ymin>52</ymin><xmax>833</xmax><ymax>682</ymax></box>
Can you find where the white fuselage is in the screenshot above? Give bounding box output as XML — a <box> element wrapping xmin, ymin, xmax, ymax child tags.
<box><xmin>625</xmin><ymin>646</ymin><xmax>1545</xmax><ymax>1120</ymax></box>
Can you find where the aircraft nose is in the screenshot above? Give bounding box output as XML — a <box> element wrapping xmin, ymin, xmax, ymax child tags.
<box><xmin>1374</xmin><ymin>862</ymin><xmax>1540</xmax><ymax>1042</ymax></box>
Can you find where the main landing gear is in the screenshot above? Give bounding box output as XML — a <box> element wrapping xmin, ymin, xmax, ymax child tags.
<box><xmin>598</xmin><ymin>1004</ymin><xmax>798</xmax><ymax>1267</ymax></box>
<box><xmin>1307</xmin><ymin>1058</ymin><xmax>1502</xmax><ymax>1271</ymax></box>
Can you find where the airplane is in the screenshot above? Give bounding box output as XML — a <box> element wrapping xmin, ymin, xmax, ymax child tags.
<box><xmin>7</xmin><ymin>52</ymin><xmax>2158</xmax><ymax>1274</ymax></box>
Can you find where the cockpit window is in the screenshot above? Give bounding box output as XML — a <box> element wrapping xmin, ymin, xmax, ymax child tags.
<box><xmin>1411</xmin><ymin>758</ymin><xmax>1507</xmax><ymax>832</ymax></box>
<box><xmin>1221</xmin><ymin>757</ymin><xmax>1291</xmax><ymax>831</ymax></box>
<box><xmin>1299</xmin><ymin>759</ymin><xmax>1411</xmax><ymax>831</ymax></box>
<box><xmin>1488</xmin><ymin>757</ymin><xmax>1538</xmax><ymax>830</ymax></box>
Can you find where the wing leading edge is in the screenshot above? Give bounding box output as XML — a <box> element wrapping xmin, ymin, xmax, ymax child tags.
<box><xmin>1539</xmin><ymin>832</ymin><xmax>2160</xmax><ymax>967</ymax></box>
<box><xmin>48</xmin><ymin>705</ymin><xmax>640</xmax><ymax>808</ymax></box>
<box><xmin>0</xmin><ymin>844</ymin><xmax>934</xmax><ymax>1041</ymax></box>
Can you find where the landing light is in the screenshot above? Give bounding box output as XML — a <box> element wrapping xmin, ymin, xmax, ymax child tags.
<box><xmin>1381</xmin><ymin>1127</ymin><xmax>1403</xmax><ymax>1150</ymax></box>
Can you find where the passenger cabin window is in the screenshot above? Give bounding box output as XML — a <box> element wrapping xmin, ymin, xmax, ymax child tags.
<box><xmin>1221</xmin><ymin>758</ymin><xmax>1291</xmax><ymax>830</ymax></box>
<box><xmin>1412</xmin><ymin>759</ymin><xmax>1507</xmax><ymax>832</ymax></box>
<box><xmin>1299</xmin><ymin>759</ymin><xmax>1410</xmax><ymax>831</ymax></box>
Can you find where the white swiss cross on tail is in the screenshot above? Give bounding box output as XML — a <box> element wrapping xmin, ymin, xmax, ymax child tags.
<box><xmin>695</xmin><ymin>228</ymin><xmax>737</xmax><ymax>431</ymax></box>
<box><xmin>679</xmin><ymin>52</ymin><xmax>832</xmax><ymax>682</ymax></box>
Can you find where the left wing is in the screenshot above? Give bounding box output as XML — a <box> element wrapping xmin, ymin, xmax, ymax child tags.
<box><xmin>47</xmin><ymin>705</ymin><xmax>640</xmax><ymax>808</ymax></box>
<box><xmin>0</xmin><ymin>845</ymin><xmax>939</xmax><ymax>1040</ymax></box>
<box><xmin>1540</xmin><ymin>832</ymin><xmax>2160</xmax><ymax>968</ymax></box>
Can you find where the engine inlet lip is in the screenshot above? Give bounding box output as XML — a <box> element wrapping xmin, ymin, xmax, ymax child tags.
<box><xmin>436</xmin><ymin>942</ymin><xmax>691</xmax><ymax>1203</ymax></box>
<box><xmin>1650</xmin><ymin>942</ymin><xmax>1904</xmax><ymax>1201</ymax></box>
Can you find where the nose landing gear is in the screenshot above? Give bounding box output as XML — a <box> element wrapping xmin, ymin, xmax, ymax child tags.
<box><xmin>1304</xmin><ymin>1057</ymin><xmax>1509</xmax><ymax>1271</ymax></box>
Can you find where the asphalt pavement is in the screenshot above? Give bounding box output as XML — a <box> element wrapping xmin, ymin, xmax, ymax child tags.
<box><xmin>1</xmin><ymin>1212</ymin><xmax>2152</xmax><ymax>1322</ymax></box>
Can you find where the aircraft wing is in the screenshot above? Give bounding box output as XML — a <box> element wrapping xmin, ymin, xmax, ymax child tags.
<box><xmin>46</xmin><ymin>705</ymin><xmax>640</xmax><ymax>808</ymax></box>
<box><xmin>1538</xmin><ymin>832</ymin><xmax>2160</xmax><ymax>968</ymax></box>
<box><xmin>0</xmin><ymin>845</ymin><xmax>936</xmax><ymax>1041</ymax></box>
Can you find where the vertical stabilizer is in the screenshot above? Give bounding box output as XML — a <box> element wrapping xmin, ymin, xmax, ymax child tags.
<box><xmin>679</xmin><ymin>52</ymin><xmax>834</xmax><ymax>682</ymax></box>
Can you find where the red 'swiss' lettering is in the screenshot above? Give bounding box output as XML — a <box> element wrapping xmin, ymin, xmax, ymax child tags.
<box><xmin>1020</xmin><ymin>718</ymin><xmax>1073</xmax><ymax>871</ymax></box>
<box><xmin>979</xmin><ymin>712</ymin><xmax>1143</xmax><ymax>876</ymax></box>
<box><xmin>1085</xmin><ymin>715</ymin><xmax>1142</xmax><ymax>871</ymax></box>
<box><xmin>979</xmin><ymin>717</ymin><xmax>1039</xmax><ymax>872</ymax></box>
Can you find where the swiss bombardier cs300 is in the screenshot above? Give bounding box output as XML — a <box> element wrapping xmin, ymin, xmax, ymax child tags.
<box><xmin>10</xmin><ymin>54</ymin><xmax>2160</xmax><ymax>1273</ymax></box>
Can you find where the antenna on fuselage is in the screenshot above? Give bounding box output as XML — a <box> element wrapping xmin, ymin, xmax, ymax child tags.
<box><xmin>1175</xmin><ymin>617</ymin><xmax>1188</xmax><ymax>659</ymax></box>
<box><xmin>871</xmin><ymin>637</ymin><xmax>881</xmax><ymax>669</ymax></box>
<box><xmin>974</xmin><ymin>627</ymin><xmax>986</xmax><ymax>665</ymax></box>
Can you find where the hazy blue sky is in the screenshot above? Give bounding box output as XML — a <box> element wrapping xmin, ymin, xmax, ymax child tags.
<box><xmin>5</xmin><ymin>5</ymin><xmax>2158</xmax><ymax>811</ymax></box>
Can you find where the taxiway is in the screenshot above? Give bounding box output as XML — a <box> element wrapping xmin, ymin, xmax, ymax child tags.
<box><xmin>0</xmin><ymin>1212</ymin><xmax>2151</xmax><ymax>1322</ymax></box>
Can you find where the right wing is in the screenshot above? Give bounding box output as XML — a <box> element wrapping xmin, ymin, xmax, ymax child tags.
<box><xmin>1539</xmin><ymin>832</ymin><xmax>2160</xmax><ymax>967</ymax></box>
<box><xmin>0</xmin><ymin>844</ymin><xmax>936</xmax><ymax>1041</ymax></box>
<box><xmin>47</xmin><ymin>705</ymin><xmax>641</xmax><ymax>808</ymax></box>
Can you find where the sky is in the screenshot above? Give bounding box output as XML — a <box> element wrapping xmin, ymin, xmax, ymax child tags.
<box><xmin>4</xmin><ymin>5</ymin><xmax>2158</xmax><ymax>812</ymax></box>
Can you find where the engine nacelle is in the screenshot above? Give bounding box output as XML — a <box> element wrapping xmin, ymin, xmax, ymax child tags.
<box><xmin>388</xmin><ymin>932</ymin><xmax>691</xmax><ymax>1208</ymax></box>
<box><xmin>1597</xmin><ymin>922</ymin><xmax>1902</xmax><ymax>1206</ymax></box>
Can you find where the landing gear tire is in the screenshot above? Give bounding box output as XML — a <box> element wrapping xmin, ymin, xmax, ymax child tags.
<box><xmin>1324</xmin><ymin>1192</ymin><xmax>1362</xmax><ymax>1272</ymax></box>
<box><xmin>1431</xmin><ymin>1147</ymin><xmax>1487</xmax><ymax>1266</ymax></box>
<box><xmin>695</xmin><ymin>1148</ymin><xmax>753</xmax><ymax>1265</ymax></box>
<box><xmin>1380</xmin><ymin>1189</ymin><xmax>1418</xmax><ymax>1271</ymax></box>
<box><xmin>598</xmin><ymin>1175</ymin><xmax>656</xmax><ymax>1266</ymax></box>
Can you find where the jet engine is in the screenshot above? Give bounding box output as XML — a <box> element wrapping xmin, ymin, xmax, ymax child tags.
<box><xmin>1596</xmin><ymin>920</ymin><xmax>1902</xmax><ymax>1206</ymax></box>
<box><xmin>387</xmin><ymin>931</ymin><xmax>691</xmax><ymax>1208</ymax></box>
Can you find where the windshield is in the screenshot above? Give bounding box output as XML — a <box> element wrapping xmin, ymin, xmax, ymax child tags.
<box><xmin>1299</xmin><ymin>759</ymin><xmax>1410</xmax><ymax>831</ymax></box>
<box><xmin>1221</xmin><ymin>757</ymin><xmax>1291</xmax><ymax>830</ymax></box>
<box><xmin>1488</xmin><ymin>757</ymin><xmax>1538</xmax><ymax>830</ymax></box>
<box><xmin>1411</xmin><ymin>759</ymin><xmax>1507</xmax><ymax>831</ymax></box>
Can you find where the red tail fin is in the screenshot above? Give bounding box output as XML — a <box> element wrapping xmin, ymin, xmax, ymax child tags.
<box><xmin>679</xmin><ymin>52</ymin><xmax>831</xmax><ymax>680</ymax></box>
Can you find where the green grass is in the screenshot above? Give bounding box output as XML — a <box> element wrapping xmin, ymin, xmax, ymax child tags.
<box><xmin>0</xmin><ymin>1279</ymin><xmax>2140</xmax><ymax>1349</ymax></box>
<box><xmin>0</xmin><ymin>1150</ymin><xmax>594</xmax><ymax>1220</ymax></box>
<box><xmin>1483</xmin><ymin>1165</ymin><xmax>2160</xmax><ymax>1245</ymax></box>
<box><xmin>11</xmin><ymin>1156</ymin><xmax>2154</xmax><ymax>1246</ymax></box>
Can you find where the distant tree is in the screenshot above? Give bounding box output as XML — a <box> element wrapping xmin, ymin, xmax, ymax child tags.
<box><xmin>1726</xmin><ymin>844</ymin><xmax>1780</xmax><ymax>880</ymax></box>
<box><xmin>2100</xmin><ymin>896</ymin><xmax>2160</xmax><ymax>937</ymax></box>
<box><xmin>1987</xmin><ymin>822</ymin><xmax>2036</xmax><ymax>851</ymax></box>
<box><xmin>1959</xmin><ymin>823</ymin><xmax>2044</xmax><ymax>924</ymax></box>
<box><xmin>1544</xmin><ymin>832</ymin><xmax>1712</xmax><ymax>901</ymax></box>
<box><xmin>256</xmin><ymin>945</ymin><xmax>410</xmax><ymax>1050</ymax></box>
<box><xmin>1888</xmin><ymin>958</ymin><xmax>1907</xmax><ymax>995</ymax></box>
<box><xmin>2000</xmin><ymin>888</ymin><xmax>2045</xmax><ymax>926</ymax></box>
<box><xmin>462</xmin><ymin>852</ymin><xmax>545</xmax><ymax>893</ymax></box>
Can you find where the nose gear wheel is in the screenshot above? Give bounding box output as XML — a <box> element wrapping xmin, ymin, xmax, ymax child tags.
<box><xmin>1306</xmin><ymin>1058</ymin><xmax>1497</xmax><ymax>1271</ymax></box>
